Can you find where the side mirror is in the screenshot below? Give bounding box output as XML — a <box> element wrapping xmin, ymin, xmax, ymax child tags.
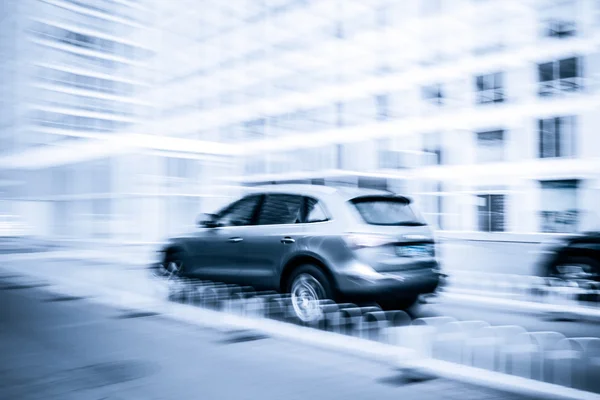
<box><xmin>198</xmin><ymin>213</ymin><xmax>220</xmax><ymax>228</ymax></box>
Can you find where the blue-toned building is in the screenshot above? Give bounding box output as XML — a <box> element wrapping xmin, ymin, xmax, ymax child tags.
<box><xmin>2</xmin><ymin>0</ymin><xmax>600</xmax><ymax>242</ymax></box>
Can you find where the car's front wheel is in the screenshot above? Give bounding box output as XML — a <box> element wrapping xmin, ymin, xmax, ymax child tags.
<box><xmin>164</xmin><ymin>250</ymin><xmax>186</xmax><ymax>280</ymax></box>
<box><xmin>288</xmin><ymin>265</ymin><xmax>333</xmax><ymax>324</ymax></box>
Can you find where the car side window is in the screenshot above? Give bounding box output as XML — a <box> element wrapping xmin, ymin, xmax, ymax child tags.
<box><xmin>257</xmin><ymin>194</ymin><xmax>303</xmax><ymax>225</ymax></box>
<box><xmin>305</xmin><ymin>197</ymin><xmax>329</xmax><ymax>223</ymax></box>
<box><xmin>218</xmin><ymin>195</ymin><xmax>261</xmax><ymax>227</ymax></box>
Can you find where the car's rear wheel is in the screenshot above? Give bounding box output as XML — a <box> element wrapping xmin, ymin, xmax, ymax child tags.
<box><xmin>287</xmin><ymin>265</ymin><xmax>333</xmax><ymax>324</ymax></box>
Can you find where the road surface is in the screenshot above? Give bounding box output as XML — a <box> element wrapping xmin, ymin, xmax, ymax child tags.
<box><xmin>0</xmin><ymin>281</ymin><xmax>538</xmax><ymax>400</ymax></box>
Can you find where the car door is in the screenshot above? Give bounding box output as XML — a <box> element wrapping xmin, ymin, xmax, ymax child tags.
<box><xmin>236</xmin><ymin>193</ymin><xmax>305</xmax><ymax>290</ymax></box>
<box><xmin>192</xmin><ymin>194</ymin><xmax>262</xmax><ymax>284</ymax></box>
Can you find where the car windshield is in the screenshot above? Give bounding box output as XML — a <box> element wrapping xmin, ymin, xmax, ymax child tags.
<box><xmin>350</xmin><ymin>196</ymin><xmax>427</xmax><ymax>226</ymax></box>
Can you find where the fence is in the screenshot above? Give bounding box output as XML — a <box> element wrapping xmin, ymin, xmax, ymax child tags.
<box><xmin>152</xmin><ymin>266</ymin><xmax>600</xmax><ymax>396</ymax></box>
<box><xmin>443</xmin><ymin>271</ymin><xmax>600</xmax><ymax>309</ymax></box>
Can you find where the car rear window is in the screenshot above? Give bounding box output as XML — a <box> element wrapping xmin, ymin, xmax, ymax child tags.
<box><xmin>350</xmin><ymin>196</ymin><xmax>426</xmax><ymax>226</ymax></box>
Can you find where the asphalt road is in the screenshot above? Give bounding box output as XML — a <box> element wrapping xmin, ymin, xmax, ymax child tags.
<box><xmin>0</xmin><ymin>282</ymin><xmax>541</xmax><ymax>400</ymax></box>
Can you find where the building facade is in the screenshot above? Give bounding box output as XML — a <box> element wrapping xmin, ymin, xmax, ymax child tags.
<box><xmin>2</xmin><ymin>0</ymin><xmax>600</xmax><ymax>242</ymax></box>
<box><xmin>0</xmin><ymin>0</ymin><xmax>241</xmax><ymax>242</ymax></box>
<box><xmin>162</xmin><ymin>0</ymin><xmax>600</xmax><ymax>237</ymax></box>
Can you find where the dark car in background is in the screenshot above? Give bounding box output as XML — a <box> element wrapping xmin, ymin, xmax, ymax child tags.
<box><xmin>535</xmin><ymin>231</ymin><xmax>600</xmax><ymax>283</ymax></box>
<box><xmin>155</xmin><ymin>185</ymin><xmax>443</xmax><ymax>322</ymax></box>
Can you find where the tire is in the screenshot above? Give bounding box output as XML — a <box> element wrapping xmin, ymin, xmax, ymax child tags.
<box><xmin>287</xmin><ymin>264</ymin><xmax>333</xmax><ymax>324</ymax></box>
<box><xmin>163</xmin><ymin>250</ymin><xmax>192</xmax><ymax>302</ymax></box>
<box><xmin>164</xmin><ymin>250</ymin><xmax>186</xmax><ymax>280</ymax></box>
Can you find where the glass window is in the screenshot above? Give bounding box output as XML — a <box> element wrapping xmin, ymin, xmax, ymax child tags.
<box><xmin>538</xmin><ymin>62</ymin><xmax>554</xmax><ymax>82</ymax></box>
<box><xmin>304</xmin><ymin>197</ymin><xmax>329</xmax><ymax>223</ymax></box>
<box><xmin>475</xmin><ymin>72</ymin><xmax>504</xmax><ymax>104</ymax></box>
<box><xmin>257</xmin><ymin>194</ymin><xmax>303</xmax><ymax>225</ymax></box>
<box><xmin>477</xmin><ymin>194</ymin><xmax>505</xmax><ymax>232</ymax></box>
<box><xmin>538</xmin><ymin>57</ymin><xmax>582</xmax><ymax>95</ymax></box>
<box><xmin>559</xmin><ymin>57</ymin><xmax>578</xmax><ymax>79</ymax></box>
<box><xmin>476</xmin><ymin>130</ymin><xmax>504</xmax><ymax>163</ymax></box>
<box><xmin>418</xmin><ymin>181</ymin><xmax>444</xmax><ymax>230</ymax></box>
<box><xmin>351</xmin><ymin>196</ymin><xmax>426</xmax><ymax>226</ymax></box>
<box><xmin>539</xmin><ymin>116</ymin><xmax>576</xmax><ymax>158</ymax></box>
<box><xmin>540</xmin><ymin>0</ymin><xmax>577</xmax><ymax>38</ymax></box>
<box><xmin>421</xmin><ymin>84</ymin><xmax>444</xmax><ymax>105</ymax></box>
<box><xmin>217</xmin><ymin>195</ymin><xmax>261</xmax><ymax>227</ymax></box>
<box><xmin>540</xmin><ymin>180</ymin><xmax>578</xmax><ymax>233</ymax></box>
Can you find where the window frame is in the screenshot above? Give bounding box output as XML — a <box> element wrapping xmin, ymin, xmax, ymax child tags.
<box><xmin>475</xmin><ymin>129</ymin><xmax>505</xmax><ymax>163</ymax></box>
<box><xmin>540</xmin><ymin>0</ymin><xmax>577</xmax><ymax>39</ymax></box>
<box><xmin>539</xmin><ymin>179</ymin><xmax>579</xmax><ymax>233</ymax></box>
<box><xmin>538</xmin><ymin>115</ymin><xmax>576</xmax><ymax>159</ymax></box>
<box><xmin>537</xmin><ymin>56</ymin><xmax>582</xmax><ymax>96</ymax></box>
<box><xmin>475</xmin><ymin>72</ymin><xmax>505</xmax><ymax>104</ymax></box>
<box><xmin>421</xmin><ymin>83</ymin><xmax>445</xmax><ymax>106</ymax></box>
<box><xmin>476</xmin><ymin>193</ymin><xmax>506</xmax><ymax>233</ymax></box>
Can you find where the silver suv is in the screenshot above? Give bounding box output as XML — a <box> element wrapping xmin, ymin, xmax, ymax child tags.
<box><xmin>156</xmin><ymin>185</ymin><xmax>442</xmax><ymax>322</ymax></box>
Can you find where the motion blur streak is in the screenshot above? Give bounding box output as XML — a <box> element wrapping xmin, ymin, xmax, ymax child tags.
<box><xmin>2</xmin><ymin>0</ymin><xmax>600</xmax><ymax>399</ymax></box>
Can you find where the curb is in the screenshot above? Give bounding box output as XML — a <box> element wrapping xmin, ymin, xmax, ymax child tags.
<box><xmin>0</xmin><ymin>250</ymin><xmax>152</xmax><ymax>265</ymax></box>
<box><xmin>439</xmin><ymin>291</ymin><xmax>600</xmax><ymax>321</ymax></box>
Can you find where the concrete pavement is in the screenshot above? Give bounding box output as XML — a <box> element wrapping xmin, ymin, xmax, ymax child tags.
<box><xmin>0</xmin><ymin>281</ymin><xmax>539</xmax><ymax>400</ymax></box>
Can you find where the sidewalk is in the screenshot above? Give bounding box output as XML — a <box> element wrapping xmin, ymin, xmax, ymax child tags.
<box><xmin>0</xmin><ymin>253</ymin><xmax>167</xmax><ymax>307</ymax></box>
<box><xmin>0</xmin><ymin>241</ymin><xmax>158</xmax><ymax>266</ymax></box>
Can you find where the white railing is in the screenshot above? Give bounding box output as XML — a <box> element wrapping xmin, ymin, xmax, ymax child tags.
<box><xmin>442</xmin><ymin>270</ymin><xmax>600</xmax><ymax>311</ymax></box>
<box><xmin>153</xmin><ymin>269</ymin><xmax>600</xmax><ymax>396</ymax></box>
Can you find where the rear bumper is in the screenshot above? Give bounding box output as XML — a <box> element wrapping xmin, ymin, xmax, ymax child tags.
<box><xmin>335</xmin><ymin>261</ymin><xmax>442</xmax><ymax>304</ymax></box>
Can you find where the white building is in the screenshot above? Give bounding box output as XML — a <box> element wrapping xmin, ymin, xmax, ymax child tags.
<box><xmin>1</xmin><ymin>0</ymin><xmax>154</xmax><ymax>239</ymax></box>
<box><xmin>2</xmin><ymin>0</ymin><xmax>600</xmax><ymax>242</ymax></box>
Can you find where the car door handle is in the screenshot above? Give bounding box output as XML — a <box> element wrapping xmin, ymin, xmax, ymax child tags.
<box><xmin>228</xmin><ymin>237</ymin><xmax>243</xmax><ymax>243</ymax></box>
<box><xmin>281</xmin><ymin>237</ymin><xmax>295</xmax><ymax>244</ymax></box>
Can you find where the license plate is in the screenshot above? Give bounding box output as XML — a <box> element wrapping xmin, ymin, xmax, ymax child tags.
<box><xmin>396</xmin><ymin>245</ymin><xmax>430</xmax><ymax>258</ymax></box>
